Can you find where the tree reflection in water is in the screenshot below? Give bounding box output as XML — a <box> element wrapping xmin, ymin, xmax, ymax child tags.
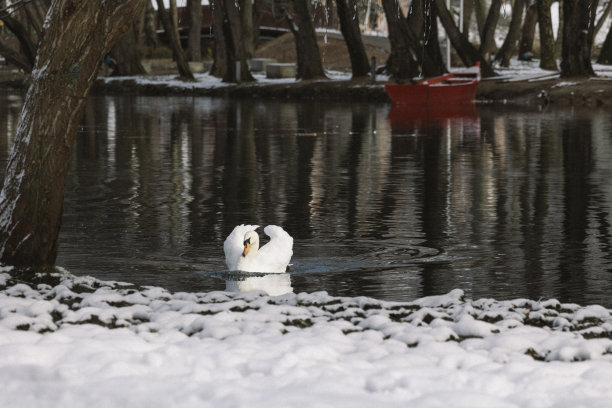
<box><xmin>0</xmin><ymin>94</ymin><xmax>610</xmax><ymax>307</ymax></box>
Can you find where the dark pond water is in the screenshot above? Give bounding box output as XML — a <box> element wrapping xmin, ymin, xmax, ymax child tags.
<box><xmin>0</xmin><ymin>93</ymin><xmax>611</xmax><ymax>306</ymax></box>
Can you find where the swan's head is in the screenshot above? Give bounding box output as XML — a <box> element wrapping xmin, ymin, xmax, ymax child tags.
<box><xmin>242</xmin><ymin>230</ymin><xmax>260</xmax><ymax>257</ymax></box>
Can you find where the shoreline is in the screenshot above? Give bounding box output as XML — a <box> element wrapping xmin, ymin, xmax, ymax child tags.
<box><xmin>3</xmin><ymin>71</ymin><xmax>612</xmax><ymax>109</ymax></box>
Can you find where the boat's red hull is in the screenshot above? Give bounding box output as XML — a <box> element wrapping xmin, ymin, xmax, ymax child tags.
<box><xmin>385</xmin><ymin>80</ymin><xmax>479</xmax><ymax>106</ymax></box>
<box><xmin>384</xmin><ymin>64</ymin><xmax>481</xmax><ymax>106</ymax></box>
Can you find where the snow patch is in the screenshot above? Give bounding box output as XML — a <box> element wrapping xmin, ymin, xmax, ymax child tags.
<box><xmin>1</xmin><ymin>269</ymin><xmax>612</xmax><ymax>407</ymax></box>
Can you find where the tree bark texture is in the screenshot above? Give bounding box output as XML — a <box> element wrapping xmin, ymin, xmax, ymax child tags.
<box><xmin>473</xmin><ymin>0</ymin><xmax>487</xmax><ymax>38</ymax></box>
<box><xmin>561</xmin><ymin>0</ymin><xmax>598</xmax><ymax>77</ymax></box>
<box><xmin>336</xmin><ymin>0</ymin><xmax>371</xmax><ymax>78</ymax></box>
<box><xmin>462</xmin><ymin>0</ymin><xmax>474</xmax><ymax>40</ymax></box>
<box><xmin>537</xmin><ymin>0</ymin><xmax>557</xmax><ymax>70</ymax></box>
<box><xmin>433</xmin><ymin>0</ymin><xmax>496</xmax><ymax>77</ymax></box>
<box><xmin>595</xmin><ymin>0</ymin><xmax>612</xmax><ymax>38</ymax></box>
<box><xmin>0</xmin><ymin>0</ymin><xmax>147</xmax><ymax>267</ymax></box>
<box><xmin>252</xmin><ymin>0</ymin><xmax>264</xmax><ymax>51</ymax></box>
<box><xmin>285</xmin><ymin>0</ymin><xmax>327</xmax><ymax>80</ymax></box>
<box><xmin>155</xmin><ymin>0</ymin><xmax>195</xmax><ymax>80</ymax></box>
<box><xmin>143</xmin><ymin>1</ymin><xmax>160</xmax><ymax>48</ymax></box>
<box><xmin>187</xmin><ymin>0</ymin><xmax>202</xmax><ymax>61</ymax></box>
<box><xmin>210</xmin><ymin>0</ymin><xmax>227</xmax><ymax>77</ymax></box>
<box><xmin>518</xmin><ymin>2</ymin><xmax>538</xmax><ymax>58</ymax></box>
<box><xmin>220</xmin><ymin>0</ymin><xmax>255</xmax><ymax>82</ymax></box>
<box><xmin>597</xmin><ymin>22</ymin><xmax>612</xmax><ymax>64</ymax></box>
<box><xmin>495</xmin><ymin>0</ymin><xmax>526</xmax><ymax>66</ymax></box>
<box><xmin>110</xmin><ymin>24</ymin><xmax>147</xmax><ymax>76</ymax></box>
<box><xmin>381</xmin><ymin>0</ymin><xmax>419</xmax><ymax>80</ymax></box>
<box><xmin>239</xmin><ymin>0</ymin><xmax>255</xmax><ymax>59</ymax></box>
<box><xmin>0</xmin><ymin>15</ymin><xmax>38</xmax><ymax>73</ymax></box>
<box><xmin>411</xmin><ymin>0</ymin><xmax>446</xmax><ymax>77</ymax></box>
<box><xmin>479</xmin><ymin>0</ymin><xmax>503</xmax><ymax>60</ymax></box>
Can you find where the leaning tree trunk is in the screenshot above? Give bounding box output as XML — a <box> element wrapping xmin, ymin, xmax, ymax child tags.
<box><xmin>381</xmin><ymin>0</ymin><xmax>419</xmax><ymax>80</ymax></box>
<box><xmin>155</xmin><ymin>0</ymin><xmax>195</xmax><ymax>80</ymax></box>
<box><xmin>462</xmin><ymin>0</ymin><xmax>474</xmax><ymax>40</ymax></box>
<box><xmin>561</xmin><ymin>0</ymin><xmax>598</xmax><ymax>77</ymax></box>
<box><xmin>284</xmin><ymin>0</ymin><xmax>327</xmax><ymax>80</ymax></box>
<box><xmin>110</xmin><ymin>24</ymin><xmax>147</xmax><ymax>76</ymax></box>
<box><xmin>407</xmin><ymin>0</ymin><xmax>445</xmax><ymax>77</ymax></box>
<box><xmin>336</xmin><ymin>0</ymin><xmax>370</xmax><ymax>78</ymax></box>
<box><xmin>518</xmin><ymin>1</ymin><xmax>538</xmax><ymax>59</ymax></box>
<box><xmin>0</xmin><ymin>0</ymin><xmax>147</xmax><ymax>267</ymax></box>
<box><xmin>474</xmin><ymin>0</ymin><xmax>487</xmax><ymax>38</ymax></box>
<box><xmin>187</xmin><ymin>0</ymin><xmax>202</xmax><ymax>62</ymax></box>
<box><xmin>495</xmin><ymin>0</ymin><xmax>525</xmax><ymax>67</ymax></box>
<box><xmin>479</xmin><ymin>0</ymin><xmax>503</xmax><ymax>61</ymax></box>
<box><xmin>0</xmin><ymin>42</ymin><xmax>33</xmax><ymax>73</ymax></box>
<box><xmin>0</xmin><ymin>15</ymin><xmax>38</xmax><ymax>73</ymax></box>
<box><xmin>537</xmin><ymin>0</ymin><xmax>557</xmax><ymax>70</ymax></box>
<box><xmin>143</xmin><ymin>1</ymin><xmax>160</xmax><ymax>48</ymax></box>
<box><xmin>433</xmin><ymin>0</ymin><xmax>496</xmax><ymax>77</ymax></box>
<box><xmin>597</xmin><ymin>24</ymin><xmax>612</xmax><ymax>64</ymax></box>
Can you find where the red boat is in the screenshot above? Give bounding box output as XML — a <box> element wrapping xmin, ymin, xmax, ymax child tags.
<box><xmin>384</xmin><ymin>63</ymin><xmax>481</xmax><ymax>106</ymax></box>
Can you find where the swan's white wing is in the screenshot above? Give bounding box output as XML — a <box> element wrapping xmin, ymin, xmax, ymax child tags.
<box><xmin>224</xmin><ymin>224</ymin><xmax>259</xmax><ymax>270</ymax></box>
<box><xmin>258</xmin><ymin>225</ymin><xmax>294</xmax><ymax>273</ymax></box>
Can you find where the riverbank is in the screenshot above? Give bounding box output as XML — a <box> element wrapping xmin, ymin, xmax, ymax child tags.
<box><xmin>3</xmin><ymin>60</ymin><xmax>612</xmax><ymax>108</ymax></box>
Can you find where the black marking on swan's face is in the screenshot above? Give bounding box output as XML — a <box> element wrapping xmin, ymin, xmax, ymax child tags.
<box><xmin>242</xmin><ymin>237</ymin><xmax>251</xmax><ymax>257</ymax></box>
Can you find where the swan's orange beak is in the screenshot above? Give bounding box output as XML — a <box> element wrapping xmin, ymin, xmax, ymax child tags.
<box><xmin>242</xmin><ymin>240</ymin><xmax>251</xmax><ymax>257</ymax></box>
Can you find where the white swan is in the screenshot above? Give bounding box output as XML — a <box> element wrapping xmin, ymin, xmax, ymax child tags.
<box><xmin>224</xmin><ymin>224</ymin><xmax>293</xmax><ymax>273</ymax></box>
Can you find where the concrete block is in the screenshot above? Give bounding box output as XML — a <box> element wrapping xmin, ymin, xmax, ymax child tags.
<box><xmin>266</xmin><ymin>63</ymin><xmax>297</xmax><ymax>79</ymax></box>
<box><xmin>250</xmin><ymin>58</ymin><xmax>277</xmax><ymax>72</ymax></box>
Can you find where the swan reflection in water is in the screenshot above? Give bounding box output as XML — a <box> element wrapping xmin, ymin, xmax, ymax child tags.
<box><xmin>225</xmin><ymin>272</ymin><xmax>293</xmax><ymax>296</ymax></box>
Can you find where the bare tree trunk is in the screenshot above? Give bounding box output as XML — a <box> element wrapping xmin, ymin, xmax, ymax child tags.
<box><xmin>210</xmin><ymin>0</ymin><xmax>227</xmax><ymax>77</ymax></box>
<box><xmin>433</xmin><ymin>0</ymin><xmax>496</xmax><ymax>77</ymax></box>
<box><xmin>110</xmin><ymin>25</ymin><xmax>147</xmax><ymax>76</ymax></box>
<box><xmin>336</xmin><ymin>0</ymin><xmax>370</xmax><ymax>78</ymax></box>
<box><xmin>561</xmin><ymin>0</ymin><xmax>598</xmax><ymax>77</ymax></box>
<box><xmin>595</xmin><ymin>0</ymin><xmax>612</xmax><ymax>37</ymax></box>
<box><xmin>0</xmin><ymin>0</ymin><xmax>147</xmax><ymax>267</ymax></box>
<box><xmin>0</xmin><ymin>41</ymin><xmax>32</xmax><ymax>72</ymax></box>
<box><xmin>22</xmin><ymin>1</ymin><xmax>47</xmax><ymax>35</ymax></box>
<box><xmin>597</xmin><ymin>22</ymin><xmax>612</xmax><ymax>64</ymax></box>
<box><xmin>495</xmin><ymin>0</ymin><xmax>526</xmax><ymax>66</ymax></box>
<box><xmin>253</xmin><ymin>0</ymin><xmax>264</xmax><ymax>50</ymax></box>
<box><xmin>284</xmin><ymin>0</ymin><xmax>327</xmax><ymax>80</ymax></box>
<box><xmin>187</xmin><ymin>0</ymin><xmax>202</xmax><ymax>61</ymax></box>
<box><xmin>221</xmin><ymin>0</ymin><xmax>255</xmax><ymax>82</ymax></box>
<box><xmin>479</xmin><ymin>0</ymin><xmax>503</xmax><ymax>60</ymax></box>
<box><xmin>518</xmin><ymin>1</ymin><xmax>538</xmax><ymax>58</ymax></box>
<box><xmin>381</xmin><ymin>0</ymin><xmax>419</xmax><ymax>80</ymax></box>
<box><xmin>240</xmin><ymin>0</ymin><xmax>254</xmax><ymax>60</ymax></box>
<box><xmin>155</xmin><ymin>0</ymin><xmax>195</xmax><ymax>80</ymax></box>
<box><xmin>407</xmin><ymin>0</ymin><xmax>445</xmax><ymax>77</ymax></box>
<box><xmin>474</xmin><ymin>0</ymin><xmax>487</xmax><ymax>38</ymax></box>
<box><xmin>0</xmin><ymin>15</ymin><xmax>37</xmax><ymax>72</ymax></box>
<box><xmin>170</xmin><ymin>0</ymin><xmax>180</xmax><ymax>39</ymax></box>
<box><xmin>537</xmin><ymin>0</ymin><xmax>557</xmax><ymax>70</ymax></box>
<box><xmin>143</xmin><ymin>1</ymin><xmax>160</xmax><ymax>48</ymax></box>
<box><xmin>462</xmin><ymin>0</ymin><xmax>474</xmax><ymax>40</ymax></box>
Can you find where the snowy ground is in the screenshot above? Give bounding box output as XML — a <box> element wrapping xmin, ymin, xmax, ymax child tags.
<box><xmin>2</xmin><ymin>267</ymin><xmax>612</xmax><ymax>407</ymax></box>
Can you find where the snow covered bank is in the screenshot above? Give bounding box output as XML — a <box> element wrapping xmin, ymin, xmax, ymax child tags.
<box><xmin>2</xmin><ymin>267</ymin><xmax>612</xmax><ymax>407</ymax></box>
